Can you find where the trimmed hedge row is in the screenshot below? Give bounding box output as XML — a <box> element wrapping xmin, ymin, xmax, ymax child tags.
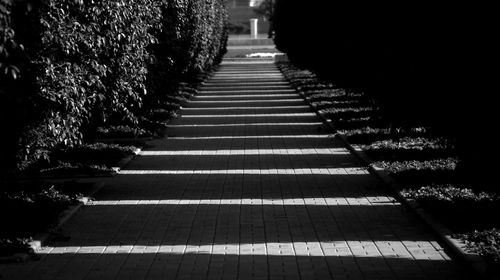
<box><xmin>273</xmin><ymin>1</ymin><xmax>498</xmax><ymax>172</ymax></box>
<box><xmin>0</xmin><ymin>0</ymin><xmax>228</xmax><ymax>172</ymax></box>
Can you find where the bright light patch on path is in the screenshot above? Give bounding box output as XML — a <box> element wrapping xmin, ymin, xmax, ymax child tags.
<box><xmin>203</xmin><ymin>82</ymin><xmax>288</xmax><ymax>86</ymax></box>
<box><xmin>88</xmin><ymin>197</ymin><xmax>397</xmax><ymax>206</ymax></box>
<box><xmin>118</xmin><ymin>168</ymin><xmax>367</xmax><ymax>175</ymax></box>
<box><xmin>188</xmin><ymin>99</ymin><xmax>304</xmax><ymax>103</ymax></box>
<box><xmin>165</xmin><ymin>135</ymin><xmax>332</xmax><ymax>140</ymax></box>
<box><xmin>166</xmin><ymin>122</ymin><xmax>323</xmax><ymax>128</ymax></box>
<box><xmin>196</xmin><ymin>94</ymin><xmax>297</xmax><ymax>98</ymax></box>
<box><xmin>200</xmin><ymin>89</ymin><xmax>294</xmax><ymax>93</ymax></box>
<box><xmin>38</xmin><ymin>243</ymin><xmax>436</xmax><ymax>259</ymax></box>
<box><xmin>201</xmin><ymin>84</ymin><xmax>290</xmax><ymax>89</ymax></box>
<box><xmin>140</xmin><ymin>148</ymin><xmax>349</xmax><ymax>156</ymax></box>
<box><xmin>181</xmin><ymin>113</ymin><xmax>316</xmax><ymax>118</ymax></box>
<box><xmin>201</xmin><ymin>88</ymin><xmax>292</xmax><ymax>92</ymax></box>
<box><xmin>182</xmin><ymin>106</ymin><xmax>310</xmax><ymax>110</ymax></box>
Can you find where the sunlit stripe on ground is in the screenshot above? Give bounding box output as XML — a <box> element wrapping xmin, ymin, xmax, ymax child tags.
<box><xmin>215</xmin><ymin>72</ymin><xmax>282</xmax><ymax>75</ymax></box>
<box><xmin>195</xmin><ymin>94</ymin><xmax>297</xmax><ymax>98</ymax></box>
<box><xmin>165</xmin><ymin>135</ymin><xmax>332</xmax><ymax>140</ymax></box>
<box><xmin>181</xmin><ymin>113</ymin><xmax>316</xmax><ymax>118</ymax></box>
<box><xmin>210</xmin><ymin>77</ymin><xmax>284</xmax><ymax>80</ymax></box>
<box><xmin>203</xmin><ymin>81</ymin><xmax>289</xmax><ymax>85</ymax></box>
<box><xmin>182</xmin><ymin>106</ymin><xmax>310</xmax><ymax>110</ymax></box>
<box><xmin>203</xmin><ymin>83</ymin><xmax>289</xmax><ymax>87</ymax></box>
<box><xmin>88</xmin><ymin>197</ymin><xmax>397</xmax><ymax>206</ymax></box>
<box><xmin>221</xmin><ymin>61</ymin><xmax>275</xmax><ymax>65</ymax></box>
<box><xmin>118</xmin><ymin>168</ymin><xmax>367</xmax><ymax>175</ymax></box>
<box><xmin>200</xmin><ymin>86</ymin><xmax>291</xmax><ymax>91</ymax></box>
<box><xmin>213</xmin><ymin>73</ymin><xmax>282</xmax><ymax>75</ymax></box>
<box><xmin>39</xmin><ymin>243</ymin><xmax>436</xmax><ymax>259</ymax></box>
<box><xmin>188</xmin><ymin>99</ymin><xmax>304</xmax><ymax>103</ymax></box>
<box><xmin>212</xmin><ymin>76</ymin><xmax>283</xmax><ymax>79</ymax></box>
<box><xmin>140</xmin><ymin>148</ymin><xmax>349</xmax><ymax>156</ymax></box>
<box><xmin>214</xmin><ymin>71</ymin><xmax>281</xmax><ymax>74</ymax></box>
<box><xmin>199</xmin><ymin>90</ymin><xmax>295</xmax><ymax>94</ymax></box>
<box><xmin>166</xmin><ymin>122</ymin><xmax>323</xmax><ymax>127</ymax></box>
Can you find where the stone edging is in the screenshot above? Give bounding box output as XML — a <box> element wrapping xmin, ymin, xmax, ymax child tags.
<box><xmin>112</xmin><ymin>148</ymin><xmax>142</xmax><ymax>172</ymax></box>
<box><xmin>291</xmin><ymin>81</ymin><xmax>492</xmax><ymax>279</ymax></box>
<box><xmin>29</xmin><ymin>181</ymin><xmax>106</xmax><ymax>250</ymax></box>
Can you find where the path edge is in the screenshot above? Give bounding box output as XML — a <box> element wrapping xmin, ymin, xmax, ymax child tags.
<box><xmin>21</xmin><ymin>181</ymin><xmax>106</xmax><ymax>258</ymax></box>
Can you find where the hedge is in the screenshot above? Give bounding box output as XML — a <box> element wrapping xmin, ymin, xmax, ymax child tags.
<box><xmin>273</xmin><ymin>1</ymin><xmax>498</xmax><ymax>176</ymax></box>
<box><xmin>0</xmin><ymin>0</ymin><xmax>228</xmax><ymax>173</ymax></box>
<box><xmin>147</xmin><ymin>0</ymin><xmax>228</xmax><ymax>103</ymax></box>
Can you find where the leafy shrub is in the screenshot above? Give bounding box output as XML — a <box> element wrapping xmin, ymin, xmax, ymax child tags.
<box><xmin>402</xmin><ymin>185</ymin><xmax>500</xmax><ymax>232</ymax></box>
<box><xmin>365</xmin><ymin>137</ymin><xmax>448</xmax><ymax>151</ymax></box>
<box><xmin>146</xmin><ymin>0</ymin><xmax>228</xmax><ymax>102</ymax></box>
<box><xmin>0</xmin><ymin>0</ymin><xmax>162</xmax><ymax>171</ymax></box>
<box><xmin>49</xmin><ymin>142</ymin><xmax>137</xmax><ymax>167</ymax></box>
<box><xmin>375</xmin><ymin>158</ymin><xmax>459</xmax><ymax>174</ymax></box>
<box><xmin>375</xmin><ymin>158</ymin><xmax>459</xmax><ymax>185</ymax></box>
<box><xmin>1</xmin><ymin>185</ymin><xmax>80</xmax><ymax>237</ymax></box>
<box><xmin>0</xmin><ymin>238</ymin><xmax>33</xmax><ymax>256</ymax></box>
<box><xmin>1</xmin><ymin>0</ymin><xmax>32</xmax><ymax>173</ymax></box>
<box><xmin>96</xmin><ymin>126</ymin><xmax>148</xmax><ymax>139</ymax></box>
<box><xmin>1</xmin><ymin>0</ymin><xmax>229</xmax><ymax>173</ymax></box>
<box><xmin>39</xmin><ymin>162</ymin><xmax>112</xmax><ymax>176</ymax></box>
<box><xmin>322</xmin><ymin>107</ymin><xmax>376</xmax><ymax>120</ymax></box>
<box><xmin>362</xmin><ymin>137</ymin><xmax>455</xmax><ymax>161</ymax></box>
<box><xmin>462</xmin><ymin>229</ymin><xmax>500</xmax><ymax>266</ymax></box>
<box><xmin>146</xmin><ymin>109</ymin><xmax>177</xmax><ymax>123</ymax></box>
<box><xmin>402</xmin><ymin>185</ymin><xmax>498</xmax><ymax>204</ymax></box>
<box><xmin>273</xmin><ymin>1</ymin><xmax>499</xmax><ymax>174</ymax></box>
<box><xmin>153</xmin><ymin>101</ymin><xmax>182</xmax><ymax>112</ymax></box>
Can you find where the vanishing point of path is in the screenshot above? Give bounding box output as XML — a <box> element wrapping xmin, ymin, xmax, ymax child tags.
<box><xmin>0</xmin><ymin>59</ymin><xmax>466</xmax><ymax>280</ymax></box>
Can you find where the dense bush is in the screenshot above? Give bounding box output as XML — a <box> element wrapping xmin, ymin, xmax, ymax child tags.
<box><xmin>0</xmin><ymin>0</ymin><xmax>228</xmax><ymax>173</ymax></box>
<box><xmin>462</xmin><ymin>229</ymin><xmax>500</xmax><ymax>267</ymax></box>
<box><xmin>402</xmin><ymin>185</ymin><xmax>498</xmax><ymax>205</ymax></box>
<box><xmin>96</xmin><ymin>125</ymin><xmax>148</xmax><ymax>139</ymax></box>
<box><xmin>1</xmin><ymin>0</ymin><xmax>30</xmax><ymax>173</ymax></box>
<box><xmin>402</xmin><ymin>186</ymin><xmax>500</xmax><ymax>230</ymax></box>
<box><xmin>147</xmin><ymin>0</ymin><xmax>228</xmax><ymax>103</ymax></box>
<box><xmin>1</xmin><ymin>0</ymin><xmax>162</xmax><ymax>171</ymax></box>
<box><xmin>273</xmin><ymin>1</ymin><xmax>498</xmax><ymax>176</ymax></box>
<box><xmin>1</xmin><ymin>184</ymin><xmax>80</xmax><ymax>237</ymax></box>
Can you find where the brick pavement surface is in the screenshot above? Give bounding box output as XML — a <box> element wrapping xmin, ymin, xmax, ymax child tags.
<box><xmin>0</xmin><ymin>59</ymin><xmax>468</xmax><ymax>279</ymax></box>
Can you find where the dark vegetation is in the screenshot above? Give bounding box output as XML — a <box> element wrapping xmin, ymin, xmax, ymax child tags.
<box><xmin>274</xmin><ymin>1</ymin><xmax>498</xmax><ymax>178</ymax></box>
<box><xmin>0</xmin><ymin>0</ymin><xmax>228</xmax><ymax>254</ymax></box>
<box><xmin>0</xmin><ymin>0</ymin><xmax>228</xmax><ymax>175</ymax></box>
<box><xmin>0</xmin><ymin>181</ymin><xmax>90</xmax><ymax>240</ymax></box>
<box><xmin>273</xmin><ymin>1</ymin><xmax>499</xmax><ymax>267</ymax></box>
<box><xmin>277</xmin><ymin>61</ymin><xmax>500</xmax><ymax>269</ymax></box>
<box><xmin>228</xmin><ymin>21</ymin><xmax>250</xmax><ymax>35</ymax></box>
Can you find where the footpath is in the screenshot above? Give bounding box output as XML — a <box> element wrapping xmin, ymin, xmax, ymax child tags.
<box><xmin>0</xmin><ymin>58</ymin><xmax>466</xmax><ymax>280</ymax></box>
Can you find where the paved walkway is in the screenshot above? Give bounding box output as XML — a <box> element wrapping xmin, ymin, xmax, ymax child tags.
<box><xmin>0</xmin><ymin>59</ymin><xmax>466</xmax><ymax>279</ymax></box>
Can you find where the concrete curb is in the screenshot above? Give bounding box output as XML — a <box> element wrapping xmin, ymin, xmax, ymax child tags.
<box><xmin>285</xmin><ymin>70</ymin><xmax>493</xmax><ymax>279</ymax></box>
<box><xmin>112</xmin><ymin>148</ymin><xmax>142</xmax><ymax>172</ymax></box>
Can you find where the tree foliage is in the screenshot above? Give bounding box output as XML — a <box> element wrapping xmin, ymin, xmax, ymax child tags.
<box><xmin>273</xmin><ymin>1</ymin><xmax>498</xmax><ymax>172</ymax></box>
<box><xmin>0</xmin><ymin>0</ymin><xmax>228</xmax><ymax>172</ymax></box>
